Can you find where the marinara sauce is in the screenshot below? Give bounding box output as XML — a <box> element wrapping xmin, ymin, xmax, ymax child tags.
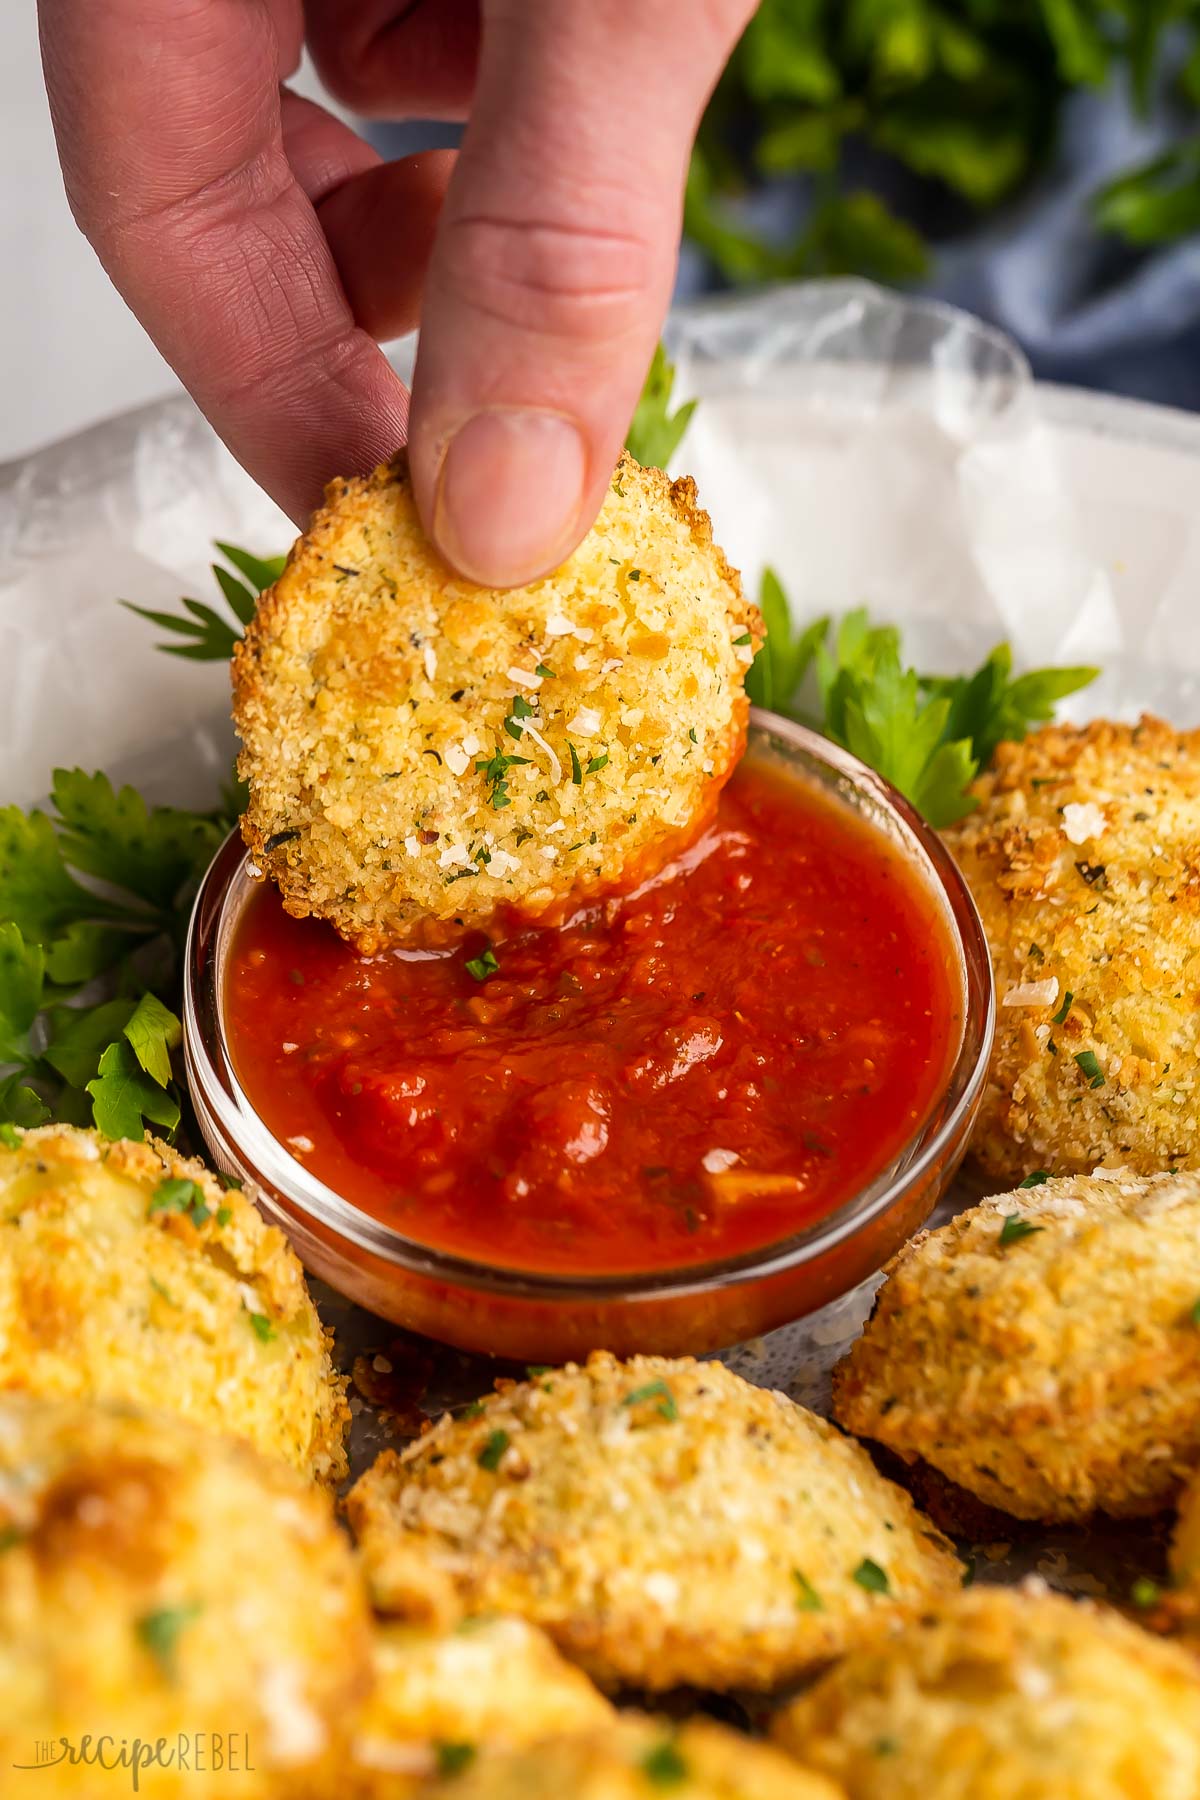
<box><xmin>225</xmin><ymin>761</ymin><xmax>961</xmax><ymax>1276</ymax></box>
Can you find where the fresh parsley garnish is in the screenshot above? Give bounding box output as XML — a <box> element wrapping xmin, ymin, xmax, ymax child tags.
<box><xmin>1130</xmin><ymin>1576</ymin><xmax>1162</xmax><ymax>1610</ymax></box>
<box><xmin>852</xmin><ymin>1558</ymin><xmax>890</xmax><ymax>1594</ymax></box>
<box><xmin>122</xmin><ymin>541</ymin><xmax>283</xmax><ymax>661</ymax></box>
<box><xmin>136</xmin><ymin>1602</ymin><xmax>202</xmax><ymax>1680</ymax></box>
<box><xmin>1074</xmin><ymin>1050</ymin><xmax>1106</xmax><ymax>1088</ymax></box>
<box><xmin>149</xmin><ymin>1177</ymin><xmax>212</xmax><ymax>1227</ymax></box>
<box><xmin>246</xmin><ymin>1309</ymin><xmax>275</xmax><ymax>1344</ymax></box>
<box><xmin>465</xmin><ymin>948</ymin><xmax>499</xmax><ymax>983</ymax></box>
<box><xmin>569</xmin><ymin>743</ymin><xmax>584</xmax><ymax>786</ymax></box>
<box><xmin>625</xmin><ymin>344</ymin><xmax>696</xmax><ymax>469</ymax></box>
<box><xmin>477</xmin><ymin>1429</ymin><xmax>510</xmax><ymax>1471</ymax></box>
<box><xmin>435</xmin><ymin>1743</ymin><xmax>477</xmax><ymax>1777</ymax></box>
<box><xmin>792</xmin><ymin>1569</ymin><xmax>823</xmax><ymax>1611</ymax></box>
<box><xmin>1018</xmin><ymin>1171</ymin><xmax>1051</xmax><ymax>1189</ymax></box>
<box><xmin>640</xmin><ymin>1741</ymin><xmax>689</xmax><ymax>1787</ymax></box>
<box><xmin>999</xmin><ymin>1214</ymin><xmax>1044</xmax><ymax>1247</ymax></box>
<box><xmin>586</xmin><ymin>752</ymin><xmax>609</xmax><ymax>775</ymax></box>
<box><xmin>0</xmin><ymin>1122</ymin><xmax>20</xmax><ymax>1150</ymax></box>
<box><xmin>1051</xmin><ymin>990</ymin><xmax>1074</xmax><ymax>1025</ymax></box>
<box><xmin>745</xmin><ymin>586</ymin><xmax>1097</xmax><ymax>828</ymax></box>
<box><xmin>621</xmin><ymin>1379</ymin><xmax>679</xmax><ymax>1421</ymax></box>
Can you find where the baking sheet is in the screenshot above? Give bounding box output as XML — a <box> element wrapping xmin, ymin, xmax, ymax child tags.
<box><xmin>0</xmin><ymin>278</ymin><xmax>1187</xmax><ymax>1602</ymax></box>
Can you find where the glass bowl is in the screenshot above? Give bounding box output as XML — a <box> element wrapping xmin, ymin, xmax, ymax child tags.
<box><xmin>184</xmin><ymin>711</ymin><xmax>994</xmax><ymax>1361</ymax></box>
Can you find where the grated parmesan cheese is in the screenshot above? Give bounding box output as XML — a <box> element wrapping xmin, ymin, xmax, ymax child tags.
<box><xmin>1062</xmin><ymin>801</ymin><xmax>1106</xmax><ymax>844</ymax></box>
<box><xmin>572</xmin><ymin>707</ymin><xmax>602</xmax><ymax>738</ymax></box>
<box><xmin>1002</xmin><ymin>978</ymin><xmax>1060</xmax><ymax>1009</ymax></box>
<box><xmin>444</xmin><ymin>744</ymin><xmax>471</xmax><ymax>778</ymax></box>
<box><xmin>506</xmin><ymin>666</ymin><xmax>542</xmax><ymax>689</ymax></box>
<box><xmin>422</xmin><ymin>646</ymin><xmax>437</xmax><ymax>680</ymax></box>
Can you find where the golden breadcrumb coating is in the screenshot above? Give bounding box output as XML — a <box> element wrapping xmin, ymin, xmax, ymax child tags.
<box><xmin>0</xmin><ymin>1124</ymin><xmax>348</xmax><ymax>1482</ymax></box>
<box><xmin>1167</xmin><ymin>1469</ymin><xmax>1200</xmax><ymax>1634</ymax></box>
<box><xmin>345</xmin><ymin>1351</ymin><xmax>961</xmax><ymax>1693</ymax></box>
<box><xmin>0</xmin><ymin>1395</ymin><xmax>372</xmax><ymax>1800</ymax></box>
<box><xmin>771</xmin><ymin>1584</ymin><xmax>1200</xmax><ymax>1800</ymax></box>
<box><xmin>414</xmin><ymin>1714</ymin><xmax>844</xmax><ymax>1800</ymax></box>
<box><xmin>943</xmin><ymin>715</ymin><xmax>1200</xmax><ymax>1183</ymax></box>
<box><xmin>233</xmin><ymin>451</ymin><xmax>759</xmax><ymax>950</ymax></box>
<box><xmin>347</xmin><ymin>1618</ymin><xmax>612</xmax><ymax>1794</ymax></box>
<box><xmin>833</xmin><ymin>1169</ymin><xmax>1200</xmax><ymax>1522</ymax></box>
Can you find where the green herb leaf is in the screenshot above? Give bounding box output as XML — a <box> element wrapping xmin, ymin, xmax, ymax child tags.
<box><xmin>641</xmin><ymin>1741</ymin><xmax>689</xmax><ymax>1787</ymax></box>
<box><xmin>0</xmin><ymin>1122</ymin><xmax>22</xmax><ymax>1149</ymax></box>
<box><xmin>136</xmin><ymin>1602</ymin><xmax>201</xmax><ymax>1679</ymax></box>
<box><xmin>0</xmin><ymin>923</ymin><xmax>46</xmax><ymax>1063</ymax></box>
<box><xmin>1074</xmin><ymin>1049</ymin><xmax>1106</xmax><ymax>1089</ymax></box>
<box><xmin>621</xmin><ymin>1379</ymin><xmax>679</xmax><ymax>1421</ymax></box>
<box><xmin>465</xmin><ymin>948</ymin><xmax>500</xmax><ymax>983</ymax></box>
<box><xmin>247</xmin><ymin>1309</ymin><xmax>275</xmax><ymax>1343</ymax></box>
<box><xmin>149</xmin><ymin>1177</ymin><xmax>211</xmax><ymax>1226</ymax></box>
<box><xmin>1018</xmin><ymin>1170</ymin><xmax>1052</xmax><ymax>1189</ymax></box>
<box><xmin>435</xmin><ymin>1743</ymin><xmax>477</xmax><ymax>1777</ymax></box>
<box><xmin>51</xmin><ymin>769</ymin><xmax>222</xmax><ymax>916</ymax></box>
<box><xmin>0</xmin><ymin>1074</ymin><xmax>50</xmax><ymax>1128</ymax></box>
<box><xmin>1051</xmin><ymin>990</ymin><xmax>1074</xmax><ymax>1025</ymax></box>
<box><xmin>1130</xmin><ymin>1575</ymin><xmax>1162</xmax><ymax>1610</ymax></box>
<box><xmin>999</xmin><ymin>1213</ymin><xmax>1044</xmax><ymax>1247</ymax></box>
<box><xmin>569</xmin><ymin>743</ymin><xmax>584</xmax><ymax>786</ymax></box>
<box><xmin>792</xmin><ymin>1569</ymin><xmax>823</xmax><ymax>1611</ymax></box>
<box><xmin>123</xmin><ymin>541</ymin><xmax>281</xmax><ymax>660</ymax></box>
<box><xmin>625</xmin><ymin>343</ymin><xmax>697</xmax><ymax>469</ymax></box>
<box><xmin>852</xmin><ymin>1557</ymin><xmax>890</xmax><ymax>1595</ymax></box>
<box><xmin>477</xmin><ymin>1429</ymin><xmax>510</xmax><ymax>1472</ymax></box>
<box><xmin>86</xmin><ymin>1039</ymin><xmax>180</xmax><ymax>1142</ymax></box>
<box><xmin>122</xmin><ymin>991</ymin><xmax>182</xmax><ymax>1088</ymax></box>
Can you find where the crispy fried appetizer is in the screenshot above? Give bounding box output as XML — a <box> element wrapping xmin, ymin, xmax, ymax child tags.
<box><xmin>346</xmin><ymin>1352</ymin><xmax>961</xmax><ymax>1692</ymax></box>
<box><xmin>1167</xmin><ymin>1468</ymin><xmax>1200</xmax><ymax>1633</ymax></box>
<box><xmin>233</xmin><ymin>451</ymin><xmax>758</xmax><ymax>951</ymax></box>
<box><xmin>771</xmin><ymin>1584</ymin><xmax>1200</xmax><ymax>1799</ymax></box>
<box><xmin>348</xmin><ymin>1618</ymin><xmax>612</xmax><ymax>1794</ymax></box>
<box><xmin>943</xmin><ymin>715</ymin><xmax>1200</xmax><ymax>1183</ymax></box>
<box><xmin>414</xmin><ymin>1714</ymin><xmax>843</xmax><ymax>1800</ymax></box>
<box><xmin>0</xmin><ymin>1395</ymin><xmax>372</xmax><ymax>1799</ymax></box>
<box><xmin>834</xmin><ymin>1169</ymin><xmax>1200</xmax><ymax>1522</ymax></box>
<box><xmin>0</xmin><ymin>1124</ymin><xmax>348</xmax><ymax>1481</ymax></box>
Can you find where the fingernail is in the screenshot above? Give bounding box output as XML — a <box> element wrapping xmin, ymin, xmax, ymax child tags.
<box><xmin>434</xmin><ymin>409</ymin><xmax>588</xmax><ymax>587</ymax></box>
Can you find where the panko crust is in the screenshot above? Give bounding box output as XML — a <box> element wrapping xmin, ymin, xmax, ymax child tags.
<box><xmin>346</xmin><ymin>1351</ymin><xmax>961</xmax><ymax>1693</ymax></box>
<box><xmin>942</xmin><ymin>715</ymin><xmax>1200</xmax><ymax>1183</ymax></box>
<box><xmin>233</xmin><ymin>451</ymin><xmax>759</xmax><ymax>951</ymax></box>
<box><xmin>833</xmin><ymin>1169</ymin><xmax>1200</xmax><ymax>1522</ymax></box>
<box><xmin>0</xmin><ymin>1395</ymin><xmax>373</xmax><ymax>1800</ymax></box>
<box><xmin>414</xmin><ymin>1714</ymin><xmax>844</xmax><ymax>1800</ymax></box>
<box><xmin>347</xmin><ymin>1617</ymin><xmax>612</xmax><ymax>1793</ymax></box>
<box><xmin>771</xmin><ymin>1584</ymin><xmax>1200</xmax><ymax>1800</ymax></box>
<box><xmin>0</xmin><ymin>1124</ymin><xmax>348</xmax><ymax>1482</ymax></box>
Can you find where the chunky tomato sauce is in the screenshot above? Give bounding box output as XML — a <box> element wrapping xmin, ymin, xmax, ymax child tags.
<box><xmin>225</xmin><ymin>761</ymin><xmax>961</xmax><ymax>1276</ymax></box>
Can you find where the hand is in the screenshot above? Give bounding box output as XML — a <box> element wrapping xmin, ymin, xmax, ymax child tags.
<box><xmin>39</xmin><ymin>0</ymin><xmax>753</xmax><ymax>585</ymax></box>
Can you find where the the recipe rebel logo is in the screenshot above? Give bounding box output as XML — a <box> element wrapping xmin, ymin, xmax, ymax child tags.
<box><xmin>12</xmin><ymin>1733</ymin><xmax>256</xmax><ymax>1791</ymax></box>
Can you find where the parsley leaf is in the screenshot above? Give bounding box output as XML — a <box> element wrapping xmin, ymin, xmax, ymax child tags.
<box><xmin>641</xmin><ymin>1741</ymin><xmax>688</xmax><ymax>1787</ymax></box>
<box><xmin>792</xmin><ymin>1569</ymin><xmax>823</xmax><ymax>1611</ymax></box>
<box><xmin>625</xmin><ymin>343</ymin><xmax>697</xmax><ymax>469</ymax></box>
<box><xmin>621</xmin><ymin>1379</ymin><xmax>679</xmax><ymax>1421</ymax></box>
<box><xmin>999</xmin><ymin>1213</ymin><xmax>1044</xmax><ymax>1247</ymax></box>
<box><xmin>852</xmin><ymin>1558</ymin><xmax>890</xmax><ymax>1594</ymax></box>
<box><xmin>136</xmin><ymin>1602</ymin><xmax>202</xmax><ymax>1680</ymax></box>
<box><xmin>1018</xmin><ymin>1170</ymin><xmax>1052</xmax><ymax>1189</ymax></box>
<box><xmin>51</xmin><ymin>770</ymin><xmax>222</xmax><ymax>915</ymax></box>
<box><xmin>122</xmin><ymin>991</ymin><xmax>182</xmax><ymax>1089</ymax></box>
<box><xmin>87</xmin><ymin>1039</ymin><xmax>180</xmax><ymax>1142</ymax></box>
<box><xmin>477</xmin><ymin>1429</ymin><xmax>510</xmax><ymax>1472</ymax></box>
<box><xmin>0</xmin><ymin>924</ymin><xmax>45</xmax><ymax>1064</ymax></box>
<box><xmin>465</xmin><ymin>948</ymin><xmax>499</xmax><ymax>983</ymax></box>
<box><xmin>149</xmin><ymin>1178</ymin><xmax>211</xmax><ymax>1226</ymax></box>
<box><xmin>435</xmin><ymin>1743</ymin><xmax>477</xmax><ymax>1777</ymax></box>
<box><xmin>247</xmin><ymin>1309</ymin><xmax>275</xmax><ymax>1344</ymax></box>
<box><xmin>122</xmin><ymin>541</ymin><xmax>282</xmax><ymax>661</ymax></box>
<box><xmin>1074</xmin><ymin>1050</ymin><xmax>1106</xmax><ymax>1089</ymax></box>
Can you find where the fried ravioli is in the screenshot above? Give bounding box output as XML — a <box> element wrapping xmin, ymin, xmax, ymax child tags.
<box><xmin>943</xmin><ymin>715</ymin><xmax>1200</xmax><ymax>1183</ymax></box>
<box><xmin>0</xmin><ymin>1395</ymin><xmax>372</xmax><ymax>1799</ymax></box>
<box><xmin>346</xmin><ymin>1352</ymin><xmax>961</xmax><ymax>1692</ymax></box>
<box><xmin>414</xmin><ymin>1714</ymin><xmax>844</xmax><ymax>1800</ymax></box>
<box><xmin>771</xmin><ymin>1584</ymin><xmax>1200</xmax><ymax>1800</ymax></box>
<box><xmin>347</xmin><ymin>1618</ymin><xmax>612</xmax><ymax>1793</ymax></box>
<box><xmin>0</xmin><ymin>1125</ymin><xmax>348</xmax><ymax>1481</ymax></box>
<box><xmin>833</xmin><ymin>1169</ymin><xmax>1200</xmax><ymax>1522</ymax></box>
<box><xmin>233</xmin><ymin>452</ymin><xmax>758</xmax><ymax>951</ymax></box>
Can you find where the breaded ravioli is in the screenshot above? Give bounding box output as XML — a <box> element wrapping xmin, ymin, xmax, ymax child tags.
<box><xmin>346</xmin><ymin>1352</ymin><xmax>961</xmax><ymax>1692</ymax></box>
<box><xmin>415</xmin><ymin>1715</ymin><xmax>844</xmax><ymax>1800</ymax></box>
<box><xmin>0</xmin><ymin>1125</ymin><xmax>348</xmax><ymax>1481</ymax></box>
<box><xmin>943</xmin><ymin>716</ymin><xmax>1200</xmax><ymax>1183</ymax></box>
<box><xmin>348</xmin><ymin>1618</ymin><xmax>612</xmax><ymax>1793</ymax></box>
<box><xmin>233</xmin><ymin>451</ymin><xmax>759</xmax><ymax>950</ymax></box>
<box><xmin>0</xmin><ymin>1395</ymin><xmax>373</xmax><ymax>1800</ymax></box>
<box><xmin>771</xmin><ymin>1584</ymin><xmax>1200</xmax><ymax>1800</ymax></box>
<box><xmin>833</xmin><ymin>1169</ymin><xmax>1200</xmax><ymax>1522</ymax></box>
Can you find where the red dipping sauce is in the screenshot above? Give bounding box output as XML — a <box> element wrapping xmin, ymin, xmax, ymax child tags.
<box><xmin>225</xmin><ymin>761</ymin><xmax>961</xmax><ymax>1277</ymax></box>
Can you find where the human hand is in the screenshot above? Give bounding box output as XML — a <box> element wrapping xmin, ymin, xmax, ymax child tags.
<box><xmin>39</xmin><ymin>0</ymin><xmax>753</xmax><ymax>585</ymax></box>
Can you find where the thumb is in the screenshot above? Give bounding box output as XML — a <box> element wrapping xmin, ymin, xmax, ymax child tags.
<box><xmin>406</xmin><ymin>0</ymin><xmax>753</xmax><ymax>587</ymax></box>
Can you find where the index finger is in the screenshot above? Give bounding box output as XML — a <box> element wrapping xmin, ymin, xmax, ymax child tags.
<box><xmin>39</xmin><ymin>0</ymin><xmax>409</xmax><ymax>523</ymax></box>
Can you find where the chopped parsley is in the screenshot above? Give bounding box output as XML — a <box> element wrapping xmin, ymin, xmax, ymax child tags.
<box><xmin>149</xmin><ymin>1177</ymin><xmax>212</xmax><ymax>1227</ymax></box>
<box><xmin>732</xmin><ymin>631</ymin><xmax>752</xmax><ymax>646</ymax></box>
<box><xmin>852</xmin><ymin>1558</ymin><xmax>890</xmax><ymax>1594</ymax></box>
<box><xmin>999</xmin><ymin>1213</ymin><xmax>1044</xmax><ymax>1247</ymax></box>
<box><xmin>0</xmin><ymin>1123</ymin><xmax>20</xmax><ymax>1149</ymax></box>
<box><xmin>477</xmin><ymin>1428</ymin><xmax>510</xmax><ymax>1471</ymax></box>
<box><xmin>465</xmin><ymin>948</ymin><xmax>500</xmax><ymax>983</ymax></box>
<box><xmin>535</xmin><ymin>664</ymin><xmax>555</xmax><ymax>679</ymax></box>
<box><xmin>586</xmin><ymin>753</ymin><xmax>609</xmax><ymax>776</ymax></box>
<box><xmin>1074</xmin><ymin>1049</ymin><xmax>1105</xmax><ymax>1088</ymax></box>
<box><xmin>435</xmin><ymin>1742</ymin><xmax>477</xmax><ymax>1776</ymax></box>
<box><xmin>569</xmin><ymin>743</ymin><xmax>584</xmax><ymax>786</ymax></box>
<box><xmin>476</xmin><ymin>748</ymin><xmax>529</xmax><ymax>810</ymax></box>
<box><xmin>1051</xmin><ymin>990</ymin><xmax>1074</xmax><ymax>1025</ymax></box>
<box><xmin>215</xmin><ymin>1205</ymin><xmax>233</xmax><ymax>1227</ymax></box>
<box><xmin>1131</xmin><ymin>1577</ymin><xmax>1162</xmax><ymax>1610</ymax></box>
<box><xmin>621</xmin><ymin>1379</ymin><xmax>679</xmax><ymax>1421</ymax></box>
<box><xmin>136</xmin><ymin>1602</ymin><xmax>202</xmax><ymax>1680</ymax></box>
<box><xmin>688</xmin><ymin>728</ymin><xmax>698</xmax><ymax>744</ymax></box>
<box><xmin>640</xmin><ymin>1741</ymin><xmax>688</xmax><ymax>1787</ymax></box>
<box><xmin>792</xmin><ymin>1569</ymin><xmax>823</xmax><ymax>1611</ymax></box>
<box><xmin>246</xmin><ymin>1308</ymin><xmax>275</xmax><ymax>1343</ymax></box>
<box><xmin>1018</xmin><ymin>1170</ymin><xmax>1051</xmax><ymax>1188</ymax></box>
<box><xmin>1029</xmin><ymin>942</ymin><xmax>1045</xmax><ymax>962</ymax></box>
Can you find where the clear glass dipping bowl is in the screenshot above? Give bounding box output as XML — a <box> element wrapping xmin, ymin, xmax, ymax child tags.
<box><xmin>184</xmin><ymin>711</ymin><xmax>994</xmax><ymax>1361</ymax></box>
